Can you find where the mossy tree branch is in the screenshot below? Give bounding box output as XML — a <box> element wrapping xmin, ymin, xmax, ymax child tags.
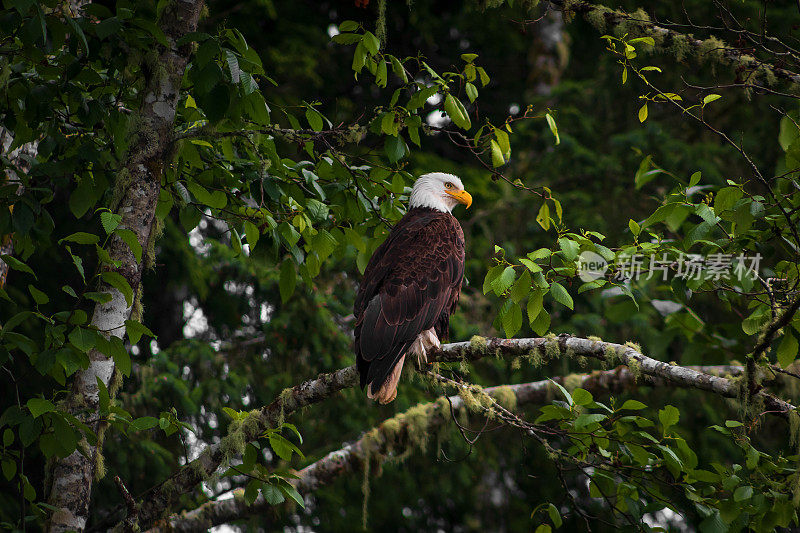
<box><xmin>150</xmin><ymin>364</ymin><xmax>747</xmax><ymax>532</ymax></box>
<box><xmin>553</xmin><ymin>0</ymin><xmax>800</xmax><ymax>86</ymax></box>
<box><xmin>108</xmin><ymin>335</ymin><xmax>796</xmax><ymax>532</ymax></box>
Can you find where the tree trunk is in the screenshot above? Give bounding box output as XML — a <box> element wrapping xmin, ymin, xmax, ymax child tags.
<box><xmin>45</xmin><ymin>2</ymin><xmax>205</xmax><ymax>531</ymax></box>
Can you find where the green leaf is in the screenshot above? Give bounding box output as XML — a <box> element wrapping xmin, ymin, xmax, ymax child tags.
<box><xmin>490</xmin><ymin>140</ymin><xmax>505</xmax><ymax>167</ymax></box>
<box><xmin>571</xmin><ymin>388</ymin><xmax>593</xmax><ymax>406</ymax></box>
<box><xmin>100</xmin><ymin>211</ymin><xmax>122</xmax><ymax>234</ymax></box>
<box><xmin>60</xmin><ymin>232</ymin><xmax>99</xmax><ymax>245</ymax></box>
<box><xmin>444</xmin><ymin>94</ymin><xmax>470</xmax><ymax>130</ymax></box>
<box><xmin>549</xmin><ymin>379</ymin><xmax>573</xmax><ymax>406</ymax></box>
<box><xmin>536</xmin><ymin>203</ymin><xmax>550</xmax><ymax>231</ymax></box>
<box><xmin>27</xmin><ymin>398</ymin><xmax>55</xmax><ymax>418</ymax></box>
<box><xmin>280</xmin><ymin>482</ymin><xmax>305</xmax><ymax>507</ymax></box>
<box><xmin>385</xmin><ymin>135</ymin><xmax>406</xmax><ymax>163</ymax></box>
<box><xmin>96</xmin><ymin>336</ymin><xmax>131</xmax><ymax>377</ymax></box>
<box><xmin>527</xmin><ymin>291</ymin><xmax>544</xmax><ymax>323</ymax></box>
<box><xmin>545</xmin><ymin>113</ymin><xmax>560</xmax><ymax>145</ymax></box>
<box><xmin>477</xmin><ymin>66</ymin><xmax>490</xmax><ymax>86</ymax></box>
<box><xmin>101</xmin><ymin>271</ymin><xmax>134</xmax><ymax>307</ymax></box>
<box><xmin>362</xmin><ymin>31</ymin><xmax>380</xmax><ymax>55</ymax></box>
<box><xmin>702</xmin><ymin>94</ymin><xmax>722</xmax><ymax>105</ymax></box>
<box><xmin>244</xmin><ymin>479</ymin><xmax>260</xmax><ymax>505</ymax></box>
<box><xmin>492</xmin><ymin>266</ymin><xmax>517</xmax><ymax>296</ymax></box>
<box><xmin>244</xmin><ymin>221</ymin><xmax>260</xmax><ymax>250</ymax></box>
<box><xmin>638</xmin><ymin>104</ymin><xmax>648</xmax><ymax>123</ymax></box>
<box><xmin>388</xmin><ymin>55</ymin><xmax>407</xmax><ymax>83</ymax></box>
<box><xmin>689</xmin><ymin>171</ymin><xmax>702</xmax><ymax>187</ymax></box>
<box><xmin>574</xmin><ymin>413</ymin><xmax>606</xmax><ymax>429</ymax></box>
<box><xmin>124</xmin><ymin>320</ymin><xmax>155</xmax><ymax>345</ymax></box>
<box><xmin>305</xmin><ymin>108</ymin><xmax>323</xmax><ymax>131</ymax></box>
<box><xmin>779</xmin><ymin>115</ymin><xmax>800</xmax><ymax>151</ymax></box>
<box><xmin>1</xmin><ymin>255</ymin><xmax>36</xmax><ymax>279</ymax></box>
<box><xmin>69</xmin><ymin>327</ymin><xmax>96</xmax><ymax>353</ymax></box>
<box><xmin>777</xmin><ymin>331</ymin><xmax>798</xmax><ymax>368</ymax></box>
<box><xmin>465</xmin><ymin>82</ymin><xmax>478</xmax><ymax>103</ymax></box>
<box><xmin>501</xmin><ymin>303</ymin><xmax>522</xmax><ymax>338</ymax></box>
<box><xmin>339</xmin><ymin>20</ymin><xmax>358</xmax><ymax>31</ymax></box>
<box><xmin>116</xmin><ymin>229</ymin><xmax>143</xmax><ymax>263</ymax></box>
<box><xmin>28</xmin><ymin>285</ymin><xmax>49</xmax><ymax>305</ymax></box>
<box><xmin>2</xmin><ymin>459</ymin><xmax>15</xmax><ymax>481</ymax></box>
<box><xmin>262</xmin><ymin>483</ymin><xmax>286</xmax><ymax>505</ymax></box>
<box><xmin>619</xmin><ymin>399</ymin><xmax>647</xmax><ymax>410</ymax></box>
<box><xmin>231</xmin><ymin>228</ymin><xmax>242</xmax><ymax>256</ymax></box>
<box><xmin>129</xmin><ymin>416</ymin><xmax>159</xmax><ymax>431</ymax></box>
<box><xmin>279</xmin><ymin>261</ymin><xmax>296</xmax><ymax>303</ymax></box>
<box><xmin>547</xmin><ymin>503</ymin><xmax>562</xmax><ymax>528</ymax></box>
<box><xmin>549</xmin><ymin>282</ymin><xmax>573</xmax><ymax>310</ymax></box>
<box><xmin>269</xmin><ymin>434</ymin><xmax>295</xmax><ymax>461</ymax></box>
<box><xmin>733</xmin><ymin>485</ymin><xmax>753</xmax><ymax>502</ymax></box>
<box><xmin>658</xmin><ymin>405</ymin><xmax>680</xmax><ymax>430</ymax></box>
<box><xmin>69</xmin><ymin>181</ymin><xmax>95</xmax><ymax>218</ymax></box>
<box><xmin>530</xmin><ymin>306</ymin><xmax>550</xmax><ymax>335</ymax></box>
<box><xmin>557</xmin><ymin>238</ymin><xmax>579</xmax><ymax>261</ymax></box>
<box><xmin>510</xmin><ymin>270</ymin><xmax>531</xmax><ymax>303</ymax></box>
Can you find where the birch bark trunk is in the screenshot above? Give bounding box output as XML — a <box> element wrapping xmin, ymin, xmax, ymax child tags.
<box><xmin>45</xmin><ymin>2</ymin><xmax>205</xmax><ymax>531</ymax></box>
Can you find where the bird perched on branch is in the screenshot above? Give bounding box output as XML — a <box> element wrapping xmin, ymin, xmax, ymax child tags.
<box><xmin>354</xmin><ymin>172</ymin><xmax>472</xmax><ymax>403</ymax></box>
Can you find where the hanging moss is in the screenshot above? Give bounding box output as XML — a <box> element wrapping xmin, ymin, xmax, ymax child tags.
<box><xmin>94</xmin><ymin>450</ymin><xmax>106</xmax><ymax>481</ymax></box>
<box><xmin>627</xmin><ymin>357</ymin><xmax>642</xmax><ymax>382</ymax></box>
<box><xmin>375</xmin><ymin>0</ymin><xmax>387</xmax><ymax>44</ymax></box>
<box><xmin>219</xmin><ymin>419</ymin><xmax>248</xmax><ymax>463</ymax></box>
<box><xmin>697</xmin><ymin>36</ymin><xmax>726</xmax><ymax>64</ymax></box>
<box><xmin>524</xmin><ymin>348</ymin><xmax>544</xmax><ymax>368</ymax></box>
<box><xmin>491</xmin><ymin>385</ymin><xmax>517</xmax><ymax>411</ymax></box>
<box><xmin>277</xmin><ymin>388</ymin><xmax>293</xmax><ymax>427</ymax></box>
<box><xmin>458</xmin><ymin>386</ymin><xmax>480</xmax><ymax>413</ymax></box>
<box><xmin>361</xmin><ymin>447</ymin><xmax>371</xmax><ymax>531</ymax></box>
<box><xmin>469</xmin><ymin>335</ymin><xmax>488</xmax><ymax>353</ymax></box>
<box><xmin>144</xmin><ymin>216</ymin><xmax>164</xmax><ymax>271</ymax></box>
<box><xmin>544</xmin><ymin>335</ymin><xmax>560</xmax><ymax>361</ymax></box>
<box><xmin>585</xmin><ymin>5</ymin><xmax>612</xmax><ymax>32</ymax></box>
<box><xmin>604</xmin><ymin>344</ymin><xmax>621</xmax><ymax>366</ymax></box>
<box><xmin>109</xmin><ymin>167</ymin><xmax>132</xmax><ymax>212</ymax></box>
<box><xmin>790</xmin><ymin>410</ymin><xmax>800</xmax><ymax>449</ymax></box>
<box><xmin>671</xmin><ymin>34</ymin><xmax>691</xmax><ymax>62</ymax></box>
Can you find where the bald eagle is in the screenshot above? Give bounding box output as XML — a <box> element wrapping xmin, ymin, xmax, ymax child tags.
<box><xmin>354</xmin><ymin>172</ymin><xmax>472</xmax><ymax>404</ymax></box>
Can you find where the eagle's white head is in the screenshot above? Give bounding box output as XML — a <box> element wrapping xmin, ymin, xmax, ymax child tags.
<box><xmin>409</xmin><ymin>172</ymin><xmax>473</xmax><ymax>213</ymax></box>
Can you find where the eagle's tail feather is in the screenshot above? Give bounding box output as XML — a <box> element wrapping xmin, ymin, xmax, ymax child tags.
<box><xmin>367</xmin><ymin>355</ymin><xmax>405</xmax><ymax>404</ymax></box>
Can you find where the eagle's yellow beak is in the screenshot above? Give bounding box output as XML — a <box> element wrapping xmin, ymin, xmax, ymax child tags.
<box><xmin>446</xmin><ymin>189</ymin><xmax>473</xmax><ymax>209</ymax></box>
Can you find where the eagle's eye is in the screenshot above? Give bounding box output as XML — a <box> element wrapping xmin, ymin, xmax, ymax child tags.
<box><xmin>445</xmin><ymin>182</ymin><xmax>454</xmax><ymax>189</ymax></box>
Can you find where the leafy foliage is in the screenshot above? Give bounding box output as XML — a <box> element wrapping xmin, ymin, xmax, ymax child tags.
<box><xmin>1</xmin><ymin>0</ymin><xmax>800</xmax><ymax>532</ymax></box>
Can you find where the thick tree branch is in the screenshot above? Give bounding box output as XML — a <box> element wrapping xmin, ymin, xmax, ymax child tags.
<box><xmin>152</xmin><ymin>364</ymin><xmax>745</xmax><ymax>532</ymax></box>
<box><xmin>44</xmin><ymin>2</ymin><xmax>205</xmax><ymax>531</ymax></box>
<box><xmin>553</xmin><ymin>0</ymin><xmax>800</xmax><ymax>85</ymax></box>
<box><xmin>110</xmin><ymin>335</ymin><xmax>795</xmax><ymax>531</ymax></box>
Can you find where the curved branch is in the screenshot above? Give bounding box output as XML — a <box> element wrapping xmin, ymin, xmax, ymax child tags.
<box><xmin>152</xmin><ymin>364</ymin><xmax>745</xmax><ymax>532</ymax></box>
<box><xmin>552</xmin><ymin>0</ymin><xmax>800</xmax><ymax>85</ymax></box>
<box><xmin>113</xmin><ymin>336</ymin><xmax>795</xmax><ymax>531</ymax></box>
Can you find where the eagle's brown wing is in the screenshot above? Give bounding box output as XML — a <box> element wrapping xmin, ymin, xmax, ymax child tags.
<box><xmin>354</xmin><ymin>209</ymin><xmax>465</xmax><ymax>394</ymax></box>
